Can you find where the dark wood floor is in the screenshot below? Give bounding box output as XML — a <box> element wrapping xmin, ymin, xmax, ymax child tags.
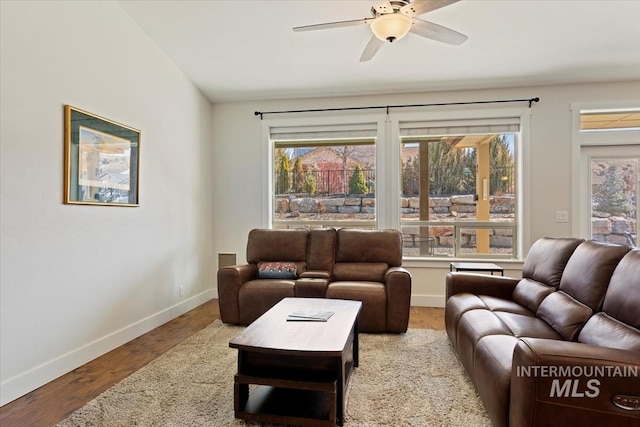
<box><xmin>0</xmin><ymin>300</ymin><xmax>445</xmax><ymax>427</ymax></box>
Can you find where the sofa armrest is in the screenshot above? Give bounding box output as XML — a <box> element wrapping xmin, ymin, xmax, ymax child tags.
<box><xmin>217</xmin><ymin>264</ymin><xmax>257</xmax><ymax>324</ymax></box>
<box><xmin>510</xmin><ymin>338</ymin><xmax>640</xmax><ymax>427</ymax></box>
<box><xmin>446</xmin><ymin>272</ymin><xmax>519</xmax><ymax>301</ymax></box>
<box><xmin>299</xmin><ymin>270</ymin><xmax>332</xmax><ymax>280</ymax></box>
<box><xmin>385</xmin><ymin>267</ymin><xmax>411</xmax><ymax>333</ymax></box>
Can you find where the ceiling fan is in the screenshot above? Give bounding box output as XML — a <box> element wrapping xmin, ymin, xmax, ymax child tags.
<box><xmin>293</xmin><ymin>0</ymin><xmax>468</xmax><ymax>62</ymax></box>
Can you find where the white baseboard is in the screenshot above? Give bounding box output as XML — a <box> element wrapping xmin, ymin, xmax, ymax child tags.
<box><xmin>410</xmin><ymin>294</ymin><xmax>446</xmax><ymax>308</ymax></box>
<box><xmin>0</xmin><ymin>289</ymin><xmax>214</xmax><ymax>406</ymax></box>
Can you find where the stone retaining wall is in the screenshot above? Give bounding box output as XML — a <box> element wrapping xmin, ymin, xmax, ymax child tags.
<box><xmin>401</xmin><ymin>194</ymin><xmax>515</xmax><ymax>215</ymax></box>
<box><xmin>275</xmin><ymin>194</ymin><xmax>516</xmax><ymax>216</ymax></box>
<box><xmin>592</xmin><ymin>216</ymin><xmax>637</xmax><ymax>246</ymax></box>
<box><xmin>275</xmin><ymin>196</ymin><xmax>376</xmax><ymax>215</ymax></box>
<box><xmin>275</xmin><ymin>195</ymin><xmax>637</xmax><ymax>248</ymax></box>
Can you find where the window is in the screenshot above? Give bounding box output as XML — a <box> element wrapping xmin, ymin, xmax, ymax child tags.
<box><xmin>263</xmin><ymin>109</ymin><xmax>529</xmax><ymax>260</ymax></box>
<box><xmin>588</xmin><ymin>150</ymin><xmax>638</xmax><ymax>247</ymax></box>
<box><xmin>580</xmin><ymin>110</ymin><xmax>640</xmax><ymax>132</ymax></box>
<box><xmin>268</xmin><ymin>122</ymin><xmax>378</xmax><ymax>229</ymax></box>
<box><xmin>572</xmin><ymin>104</ymin><xmax>639</xmax><ymax>248</ymax></box>
<box><xmin>398</xmin><ymin>117</ymin><xmax>522</xmax><ymax>259</ymax></box>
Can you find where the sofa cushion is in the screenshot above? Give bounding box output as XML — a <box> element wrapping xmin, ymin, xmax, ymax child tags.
<box><xmin>512</xmin><ymin>278</ymin><xmax>556</xmax><ymax>313</ymax></box>
<box><xmin>558</xmin><ymin>240</ymin><xmax>630</xmax><ymax>311</ymax></box>
<box><xmin>474</xmin><ymin>335</ymin><xmax>521</xmax><ymax>427</ymax></box>
<box><xmin>247</xmin><ymin>228</ymin><xmax>308</xmax><ymax>263</ymax></box>
<box><xmin>306</xmin><ymin>228</ymin><xmax>337</xmax><ymax>272</ymax></box>
<box><xmin>257</xmin><ymin>261</ymin><xmax>298</xmax><ymax>279</ymax></box>
<box><xmin>326</xmin><ymin>281</ymin><xmax>386</xmax><ymax>332</ymax></box>
<box><xmin>238</xmin><ymin>279</ymin><xmax>295</xmax><ymax>324</ymax></box>
<box><xmin>578</xmin><ymin>312</ymin><xmax>640</xmax><ymax>352</ymax></box>
<box><xmin>445</xmin><ymin>294</ymin><xmax>534</xmax><ymax>348</ymax></box>
<box><xmin>478</xmin><ymin>296</ymin><xmax>533</xmax><ymax>316</ymax></box>
<box><xmin>537</xmin><ymin>291</ymin><xmax>593</xmax><ymax>340</ymax></box>
<box><xmin>333</xmin><ymin>262</ymin><xmax>388</xmax><ymax>282</ymax></box>
<box><xmin>455</xmin><ymin>309</ymin><xmax>515</xmax><ymax>376</ymax></box>
<box><xmin>336</xmin><ymin>229</ymin><xmax>402</xmax><ymax>266</ymax></box>
<box><xmin>445</xmin><ymin>294</ymin><xmax>487</xmax><ymax>348</ymax></box>
<box><xmin>521</xmin><ymin>237</ymin><xmax>584</xmax><ymax>288</ymax></box>
<box><xmin>493</xmin><ymin>312</ymin><xmax>563</xmax><ymax>340</ymax></box>
<box><xmin>455</xmin><ymin>308</ymin><xmax>560</xmax><ymax>381</ymax></box>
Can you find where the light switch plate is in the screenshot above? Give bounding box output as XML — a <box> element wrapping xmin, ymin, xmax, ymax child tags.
<box><xmin>555</xmin><ymin>211</ymin><xmax>568</xmax><ymax>223</ymax></box>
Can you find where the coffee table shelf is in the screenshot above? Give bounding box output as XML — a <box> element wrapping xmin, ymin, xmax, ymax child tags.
<box><xmin>234</xmin><ymin>375</ymin><xmax>337</xmax><ymax>427</ymax></box>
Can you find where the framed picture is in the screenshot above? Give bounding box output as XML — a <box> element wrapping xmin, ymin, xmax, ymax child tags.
<box><xmin>64</xmin><ymin>106</ymin><xmax>140</xmax><ymax>206</ymax></box>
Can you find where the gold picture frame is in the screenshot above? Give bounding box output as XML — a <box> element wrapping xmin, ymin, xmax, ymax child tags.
<box><xmin>64</xmin><ymin>106</ymin><xmax>140</xmax><ymax>206</ymax></box>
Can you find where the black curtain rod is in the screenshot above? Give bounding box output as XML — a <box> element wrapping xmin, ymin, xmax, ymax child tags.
<box><xmin>254</xmin><ymin>97</ymin><xmax>539</xmax><ymax>119</ymax></box>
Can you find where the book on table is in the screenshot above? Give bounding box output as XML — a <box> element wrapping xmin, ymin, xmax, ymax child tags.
<box><xmin>286</xmin><ymin>310</ymin><xmax>335</xmax><ymax>322</ymax></box>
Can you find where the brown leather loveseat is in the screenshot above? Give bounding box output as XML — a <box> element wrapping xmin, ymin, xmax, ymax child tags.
<box><xmin>446</xmin><ymin>237</ymin><xmax>640</xmax><ymax>427</ymax></box>
<box><xmin>217</xmin><ymin>228</ymin><xmax>411</xmax><ymax>332</ymax></box>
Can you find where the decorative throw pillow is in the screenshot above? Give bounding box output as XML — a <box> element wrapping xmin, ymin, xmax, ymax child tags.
<box><xmin>257</xmin><ymin>261</ymin><xmax>298</xmax><ymax>279</ymax></box>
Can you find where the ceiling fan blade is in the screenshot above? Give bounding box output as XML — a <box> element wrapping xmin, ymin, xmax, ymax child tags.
<box><xmin>373</xmin><ymin>1</ymin><xmax>393</xmax><ymax>15</ymax></box>
<box><xmin>410</xmin><ymin>18</ymin><xmax>468</xmax><ymax>45</ymax></box>
<box><xmin>400</xmin><ymin>0</ymin><xmax>460</xmax><ymax>17</ymax></box>
<box><xmin>293</xmin><ymin>18</ymin><xmax>372</xmax><ymax>32</ymax></box>
<box><xmin>360</xmin><ymin>35</ymin><xmax>385</xmax><ymax>62</ymax></box>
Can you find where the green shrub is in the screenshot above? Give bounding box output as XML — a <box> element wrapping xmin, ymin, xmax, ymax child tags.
<box><xmin>349</xmin><ymin>165</ymin><xmax>368</xmax><ymax>194</ymax></box>
<box><xmin>304</xmin><ymin>174</ymin><xmax>317</xmax><ymax>195</ymax></box>
<box><xmin>293</xmin><ymin>158</ymin><xmax>304</xmax><ymax>193</ymax></box>
<box><xmin>276</xmin><ymin>154</ymin><xmax>291</xmax><ymax>194</ymax></box>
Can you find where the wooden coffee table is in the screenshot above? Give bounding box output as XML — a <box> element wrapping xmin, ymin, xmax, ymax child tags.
<box><xmin>229</xmin><ymin>297</ymin><xmax>362</xmax><ymax>426</ymax></box>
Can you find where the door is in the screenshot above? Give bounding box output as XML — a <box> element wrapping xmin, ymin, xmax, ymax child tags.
<box><xmin>580</xmin><ymin>145</ymin><xmax>639</xmax><ymax>248</ymax></box>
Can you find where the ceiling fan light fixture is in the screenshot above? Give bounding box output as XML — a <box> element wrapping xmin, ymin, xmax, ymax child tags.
<box><xmin>371</xmin><ymin>13</ymin><xmax>412</xmax><ymax>42</ymax></box>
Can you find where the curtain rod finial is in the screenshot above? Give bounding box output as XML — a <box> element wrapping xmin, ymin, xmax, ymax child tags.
<box><xmin>529</xmin><ymin>97</ymin><xmax>540</xmax><ymax>108</ymax></box>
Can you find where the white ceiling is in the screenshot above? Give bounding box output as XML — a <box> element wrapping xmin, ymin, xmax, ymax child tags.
<box><xmin>118</xmin><ymin>0</ymin><xmax>640</xmax><ymax>103</ymax></box>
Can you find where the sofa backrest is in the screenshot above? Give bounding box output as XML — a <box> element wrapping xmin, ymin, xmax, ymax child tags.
<box><xmin>522</xmin><ymin>237</ymin><xmax>584</xmax><ymax>287</ymax></box>
<box><xmin>536</xmin><ymin>240</ymin><xmax>630</xmax><ymax>341</ymax></box>
<box><xmin>246</xmin><ymin>229</ymin><xmax>309</xmax><ymax>271</ymax></box>
<box><xmin>333</xmin><ymin>229</ymin><xmax>402</xmax><ymax>282</ymax></box>
<box><xmin>335</xmin><ymin>229</ymin><xmax>402</xmax><ymax>265</ymax></box>
<box><xmin>578</xmin><ymin>248</ymin><xmax>640</xmax><ymax>351</ymax></box>
<box><xmin>558</xmin><ymin>240</ymin><xmax>630</xmax><ymax>310</ymax></box>
<box><xmin>306</xmin><ymin>228</ymin><xmax>337</xmax><ymax>272</ymax></box>
<box><xmin>512</xmin><ymin>237</ymin><xmax>584</xmax><ymax>312</ymax></box>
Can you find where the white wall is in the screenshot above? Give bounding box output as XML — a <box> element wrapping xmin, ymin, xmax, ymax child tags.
<box><xmin>0</xmin><ymin>1</ymin><xmax>214</xmax><ymax>405</ymax></box>
<box><xmin>211</xmin><ymin>81</ymin><xmax>640</xmax><ymax>306</ymax></box>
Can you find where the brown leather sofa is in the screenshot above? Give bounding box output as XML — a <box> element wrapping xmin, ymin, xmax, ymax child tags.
<box><xmin>217</xmin><ymin>228</ymin><xmax>411</xmax><ymax>332</ymax></box>
<box><xmin>445</xmin><ymin>237</ymin><xmax>640</xmax><ymax>427</ymax></box>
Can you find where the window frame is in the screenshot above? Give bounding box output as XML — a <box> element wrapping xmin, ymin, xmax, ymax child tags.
<box><xmin>570</xmin><ymin>101</ymin><xmax>640</xmax><ymax>239</ymax></box>
<box><xmin>389</xmin><ymin>107</ymin><xmax>531</xmax><ymax>262</ymax></box>
<box><xmin>262</xmin><ymin>113</ymin><xmax>387</xmax><ymax>229</ymax></box>
<box><xmin>260</xmin><ymin>106</ymin><xmax>532</xmax><ymax>262</ymax></box>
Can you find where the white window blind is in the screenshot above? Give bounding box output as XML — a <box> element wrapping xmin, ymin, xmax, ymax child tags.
<box><xmin>271</xmin><ymin>123</ymin><xmax>378</xmax><ymax>147</ymax></box>
<box><xmin>400</xmin><ymin>117</ymin><xmax>520</xmax><ymax>137</ymax></box>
